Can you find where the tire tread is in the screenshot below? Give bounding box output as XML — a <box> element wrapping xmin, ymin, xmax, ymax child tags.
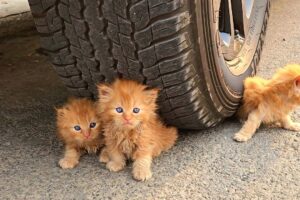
<box><xmin>29</xmin><ymin>0</ymin><xmax>270</xmax><ymax>129</ymax></box>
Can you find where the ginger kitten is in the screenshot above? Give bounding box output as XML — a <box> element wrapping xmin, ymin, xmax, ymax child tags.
<box><xmin>56</xmin><ymin>98</ymin><xmax>103</xmax><ymax>169</ymax></box>
<box><xmin>234</xmin><ymin>64</ymin><xmax>300</xmax><ymax>142</ymax></box>
<box><xmin>97</xmin><ymin>79</ymin><xmax>178</xmax><ymax>181</ymax></box>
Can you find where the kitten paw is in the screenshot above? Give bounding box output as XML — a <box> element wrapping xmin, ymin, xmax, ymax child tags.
<box><xmin>59</xmin><ymin>158</ymin><xmax>79</xmax><ymax>169</ymax></box>
<box><xmin>106</xmin><ymin>161</ymin><xmax>125</xmax><ymax>172</ymax></box>
<box><xmin>132</xmin><ymin>168</ymin><xmax>152</xmax><ymax>181</ymax></box>
<box><xmin>285</xmin><ymin>123</ymin><xmax>300</xmax><ymax>132</ymax></box>
<box><xmin>99</xmin><ymin>151</ymin><xmax>110</xmax><ymax>163</ymax></box>
<box><xmin>233</xmin><ymin>133</ymin><xmax>251</xmax><ymax>142</ymax></box>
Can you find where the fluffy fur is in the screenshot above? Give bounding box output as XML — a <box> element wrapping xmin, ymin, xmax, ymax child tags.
<box><xmin>234</xmin><ymin>64</ymin><xmax>300</xmax><ymax>142</ymax></box>
<box><xmin>97</xmin><ymin>79</ymin><xmax>178</xmax><ymax>181</ymax></box>
<box><xmin>56</xmin><ymin>98</ymin><xmax>103</xmax><ymax>169</ymax></box>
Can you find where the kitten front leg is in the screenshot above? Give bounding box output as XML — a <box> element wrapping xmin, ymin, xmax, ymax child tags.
<box><xmin>280</xmin><ymin>115</ymin><xmax>300</xmax><ymax>131</ymax></box>
<box><xmin>234</xmin><ymin>109</ymin><xmax>264</xmax><ymax>142</ymax></box>
<box><xmin>105</xmin><ymin>148</ymin><xmax>126</xmax><ymax>172</ymax></box>
<box><xmin>59</xmin><ymin>145</ymin><xmax>81</xmax><ymax>169</ymax></box>
<box><xmin>132</xmin><ymin>154</ymin><xmax>152</xmax><ymax>181</ymax></box>
<box><xmin>99</xmin><ymin>147</ymin><xmax>110</xmax><ymax>163</ymax></box>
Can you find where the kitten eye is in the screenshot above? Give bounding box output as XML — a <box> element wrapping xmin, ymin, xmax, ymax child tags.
<box><xmin>133</xmin><ymin>107</ymin><xmax>140</xmax><ymax>113</ymax></box>
<box><xmin>74</xmin><ymin>125</ymin><xmax>81</xmax><ymax>131</ymax></box>
<box><xmin>90</xmin><ymin>122</ymin><xmax>96</xmax><ymax>128</ymax></box>
<box><xmin>115</xmin><ymin>107</ymin><xmax>123</xmax><ymax>113</ymax></box>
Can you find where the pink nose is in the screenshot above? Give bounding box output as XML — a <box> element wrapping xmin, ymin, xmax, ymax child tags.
<box><xmin>83</xmin><ymin>132</ymin><xmax>91</xmax><ymax>138</ymax></box>
<box><xmin>123</xmin><ymin>115</ymin><xmax>131</xmax><ymax>122</ymax></box>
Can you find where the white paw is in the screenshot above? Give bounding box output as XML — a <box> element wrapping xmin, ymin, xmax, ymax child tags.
<box><xmin>287</xmin><ymin>123</ymin><xmax>300</xmax><ymax>132</ymax></box>
<box><xmin>233</xmin><ymin>133</ymin><xmax>251</xmax><ymax>142</ymax></box>
<box><xmin>132</xmin><ymin>167</ymin><xmax>152</xmax><ymax>181</ymax></box>
<box><xmin>106</xmin><ymin>161</ymin><xmax>125</xmax><ymax>172</ymax></box>
<box><xmin>59</xmin><ymin>158</ymin><xmax>79</xmax><ymax>169</ymax></box>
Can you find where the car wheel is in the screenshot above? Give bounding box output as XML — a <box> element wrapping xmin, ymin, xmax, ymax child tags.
<box><xmin>29</xmin><ymin>0</ymin><xmax>270</xmax><ymax>129</ymax></box>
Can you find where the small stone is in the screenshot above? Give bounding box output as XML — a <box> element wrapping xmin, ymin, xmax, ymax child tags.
<box><xmin>4</xmin><ymin>142</ymin><xmax>11</xmax><ymax>146</ymax></box>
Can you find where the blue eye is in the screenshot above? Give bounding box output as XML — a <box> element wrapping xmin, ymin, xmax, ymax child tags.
<box><xmin>116</xmin><ymin>107</ymin><xmax>123</xmax><ymax>113</ymax></box>
<box><xmin>133</xmin><ymin>108</ymin><xmax>140</xmax><ymax>113</ymax></box>
<box><xmin>74</xmin><ymin>125</ymin><xmax>81</xmax><ymax>131</ymax></box>
<box><xmin>90</xmin><ymin>122</ymin><xmax>96</xmax><ymax>128</ymax></box>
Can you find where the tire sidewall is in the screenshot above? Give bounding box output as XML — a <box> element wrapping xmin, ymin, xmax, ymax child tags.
<box><xmin>194</xmin><ymin>0</ymin><xmax>269</xmax><ymax>117</ymax></box>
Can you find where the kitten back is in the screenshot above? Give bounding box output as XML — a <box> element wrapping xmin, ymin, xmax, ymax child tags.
<box><xmin>238</xmin><ymin>64</ymin><xmax>300</xmax><ymax>119</ymax></box>
<box><xmin>271</xmin><ymin>64</ymin><xmax>300</xmax><ymax>84</ymax></box>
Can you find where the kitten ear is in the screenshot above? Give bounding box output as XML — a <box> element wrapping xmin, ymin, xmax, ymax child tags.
<box><xmin>144</xmin><ymin>88</ymin><xmax>159</xmax><ymax>104</ymax></box>
<box><xmin>97</xmin><ymin>84</ymin><xmax>113</xmax><ymax>102</ymax></box>
<box><xmin>55</xmin><ymin>107</ymin><xmax>65</xmax><ymax>117</ymax></box>
<box><xmin>295</xmin><ymin>76</ymin><xmax>300</xmax><ymax>86</ymax></box>
<box><xmin>66</xmin><ymin>96</ymin><xmax>77</xmax><ymax>103</ymax></box>
<box><xmin>295</xmin><ymin>76</ymin><xmax>300</xmax><ymax>89</ymax></box>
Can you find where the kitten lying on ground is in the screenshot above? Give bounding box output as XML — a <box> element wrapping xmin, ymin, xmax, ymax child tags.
<box><xmin>98</xmin><ymin>79</ymin><xmax>178</xmax><ymax>181</ymax></box>
<box><xmin>234</xmin><ymin>64</ymin><xmax>300</xmax><ymax>142</ymax></box>
<box><xmin>56</xmin><ymin>98</ymin><xmax>103</xmax><ymax>169</ymax></box>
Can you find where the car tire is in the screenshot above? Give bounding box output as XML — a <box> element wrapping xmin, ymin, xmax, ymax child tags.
<box><xmin>29</xmin><ymin>0</ymin><xmax>270</xmax><ymax>129</ymax></box>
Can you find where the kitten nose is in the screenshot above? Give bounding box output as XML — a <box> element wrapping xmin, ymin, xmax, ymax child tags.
<box><xmin>83</xmin><ymin>132</ymin><xmax>91</xmax><ymax>138</ymax></box>
<box><xmin>123</xmin><ymin>115</ymin><xmax>131</xmax><ymax>121</ymax></box>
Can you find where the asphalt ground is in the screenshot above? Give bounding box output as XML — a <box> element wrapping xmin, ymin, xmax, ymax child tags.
<box><xmin>0</xmin><ymin>0</ymin><xmax>299</xmax><ymax>199</ymax></box>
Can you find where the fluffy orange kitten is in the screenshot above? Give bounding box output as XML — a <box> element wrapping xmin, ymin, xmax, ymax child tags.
<box><xmin>234</xmin><ymin>64</ymin><xmax>300</xmax><ymax>142</ymax></box>
<box><xmin>56</xmin><ymin>98</ymin><xmax>103</xmax><ymax>169</ymax></box>
<box><xmin>97</xmin><ymin>79</ymin><xmax>178</xmax><ymax>181</ymax></box>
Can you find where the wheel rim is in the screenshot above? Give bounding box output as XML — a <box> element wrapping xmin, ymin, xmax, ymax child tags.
<box><xmin>218</xmin><ymin>0</ymin><xmax>254</xmax><ymax>61</ymax></box>
<box><xmin>213</xmin><ymin>0</ymin><xmax>268</xmax><ymax>93</ymax></box>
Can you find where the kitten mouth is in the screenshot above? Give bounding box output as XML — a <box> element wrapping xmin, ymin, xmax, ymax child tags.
<box><xmin>123</xmin><ymin>122</ymin><xmax>133</xmax><ymax>126</ymax></box>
